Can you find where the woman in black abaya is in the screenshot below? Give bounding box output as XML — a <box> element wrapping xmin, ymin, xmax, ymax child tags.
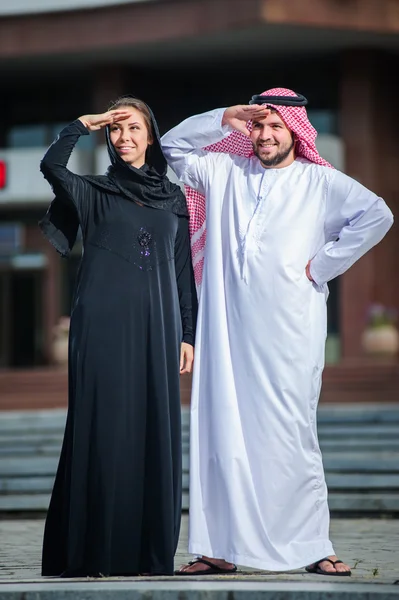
<box><xmin>39</xmin><ymin>97</ymin><xmax>196</xmax><ymax>577</ymax></box>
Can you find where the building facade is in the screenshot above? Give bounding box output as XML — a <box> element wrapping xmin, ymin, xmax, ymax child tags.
<box><xmin>0</xmin><ymin>0</ymin><xmax>398</xmax><ymax>406</ymax></box>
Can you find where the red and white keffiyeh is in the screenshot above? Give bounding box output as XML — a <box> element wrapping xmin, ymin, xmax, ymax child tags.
<box><xmin>186</xmin><ymin>87</ymin><xmax>332</xmax><ymax>285</ymax></box>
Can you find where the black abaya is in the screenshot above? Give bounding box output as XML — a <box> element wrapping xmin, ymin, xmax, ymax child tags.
<box><xmin>40</xmin><ymin>121</ymin><xmax>196</xmax><ymax>577</ymax></box>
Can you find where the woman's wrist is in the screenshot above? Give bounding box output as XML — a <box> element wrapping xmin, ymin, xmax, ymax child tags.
<box><xmin>77</xmin><ymin>117</ymin><xmax>90</xmax><ymax>129</ymax></box>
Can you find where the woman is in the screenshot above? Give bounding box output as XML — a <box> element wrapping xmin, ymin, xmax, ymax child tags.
<box><xmin>39</xmin><ymin>96</ymin><xmax>196</xmax><ymax>577</ymax></box>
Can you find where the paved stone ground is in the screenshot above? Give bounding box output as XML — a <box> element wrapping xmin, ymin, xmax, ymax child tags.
<box><xmin>0</xmin><ymin>514</ymin><xmax>398</xmax><ymax>585</ymax></box>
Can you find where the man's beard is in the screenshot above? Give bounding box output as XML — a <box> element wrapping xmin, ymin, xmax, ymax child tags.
<box><xmin>254</xmin><ymin>139</ymin><xmax>295</xmax><ymax>167</ymax></box>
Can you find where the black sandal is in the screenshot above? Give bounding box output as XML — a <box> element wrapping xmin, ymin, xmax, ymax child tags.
<box><xmin>174</xmin><ymin>557</ymin><xmax>237</xmax><ymax>576</ymax></box>
<box><xmin>306</xmin><ymin>557</ymin><xmax>351</xmax><ymax>576</ymax></box>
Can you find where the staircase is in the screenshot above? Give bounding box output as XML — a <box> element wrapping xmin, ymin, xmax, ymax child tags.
<box><xmin>0</xmin><ymin>405</ymin><xmax>398</xmax><ymax>514</ymax></box>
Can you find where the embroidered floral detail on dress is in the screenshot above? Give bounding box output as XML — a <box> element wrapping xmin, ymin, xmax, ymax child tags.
<box><xmin>89</xmin><ymin>222</ymin><xmax>174</xmax><ymax>271</ymax></box>
<box><xmin>137</xmin><ymin>229</ymin><xmax>152</xmax><ymax>248</ymax></box>
<box><xmin>136</xmin><ymin>228</ymin><xmax>153</xmax><ymax>268</ymax></box>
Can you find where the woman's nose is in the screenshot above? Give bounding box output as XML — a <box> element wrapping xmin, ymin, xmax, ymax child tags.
<box><xmin>120</xmin><ymin>129</ymin><xmax>131</xmax><ymax>141</ymax></box>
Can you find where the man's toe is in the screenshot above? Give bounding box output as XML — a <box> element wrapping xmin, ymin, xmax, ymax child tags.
<box><xmin>319</xmin><ymin>560</ymin><xmax>336</xmax><ymax>573</ymax></box>
<box><xmin>178</xmin><ymin>564</ymin><xmax>191</xmax><ymax>573</ymax></box>
<box><xmin>336</xmin><ymin>563</ymin><xmax>350</xmax><ymax>572</ymax></box>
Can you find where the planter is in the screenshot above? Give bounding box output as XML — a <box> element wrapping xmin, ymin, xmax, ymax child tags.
<box><xmin>361</xmin><ymin>325</ymin><xmax>399</xmax><ymax>356</ymax></box>
<box><xmin>52</xmin><ymin>337</ymin><xmax>69</xmax><ymax>367</ymax></box>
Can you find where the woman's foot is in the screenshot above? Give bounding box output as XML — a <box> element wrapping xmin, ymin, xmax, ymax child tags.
<box><xmin>176</xmin><ymin>556</ymin><xmax>236</xmax><ymax>574</ymax></box>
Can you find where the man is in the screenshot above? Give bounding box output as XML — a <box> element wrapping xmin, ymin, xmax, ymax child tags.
<box><xmin>161</xmin><ymin>88</ymin><xmax>393</xmax><ymax>576</ymax></box>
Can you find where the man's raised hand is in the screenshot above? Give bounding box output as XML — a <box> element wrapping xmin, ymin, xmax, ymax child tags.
<box><xmin>222</xmin><ymin>105</ymin><xmax>270</xmax><ymax>137</ymax></box>
<box><xmin>78</xmin><ymin>109</ymin><xmax>132</xmax><ymax>131</ymax></box>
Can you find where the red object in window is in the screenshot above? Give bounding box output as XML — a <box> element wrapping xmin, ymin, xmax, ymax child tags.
<box><xmin>0</xmin><ymin>161</ymin><xmax>6</xmax><ymax>189</ymax></box>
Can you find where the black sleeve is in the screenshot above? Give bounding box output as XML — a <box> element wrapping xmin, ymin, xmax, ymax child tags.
<box><xmin>174</xmin><ymin>215</ymin><xmax>198</xmax><ymax>346</ymax></box>
<box><xmin>40</xmin><ymin>120</ymin><xmax>92</xmax><ymax>226</ymax></box>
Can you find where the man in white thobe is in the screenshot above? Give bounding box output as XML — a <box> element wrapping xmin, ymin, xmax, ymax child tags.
<box><xmin>161</xmin><ymin>88</ymin><xmax>393</xmax><ymax>576</ymax></box>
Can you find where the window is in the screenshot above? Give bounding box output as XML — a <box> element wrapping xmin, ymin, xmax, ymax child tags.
<box><xmin>0</xmin><ymin>224</ymin><xmax>23</xmax><ymax>256</ymax></box>
<box><xmin>307</xmin><ymin>110</ymin><xmax>338</xmax><ymax>135</ymax></box>
<box><xmin>6</xmin><ymin>123</ymin><xmax>95</xmax><ymax>149</ymax></box>
<box><xmin>50</xmin><ymin>123</ymin><xmax>95</xmax><ymax>149</ymax></box>
<box><xmin>7</xmin><ymin>125</ymin><xmax>47</xmax><ymax>148</ymax></box>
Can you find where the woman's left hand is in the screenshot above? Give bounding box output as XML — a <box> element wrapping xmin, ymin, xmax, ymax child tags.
<box><xmin>78</xmin><ymin>109</ymin><xmax>132</xmax><ymax>131</ymax></box>
<box><xmin>180</xmin><ymin>343</ymin><xmax>194</xmax><ymax>374</ymax></box>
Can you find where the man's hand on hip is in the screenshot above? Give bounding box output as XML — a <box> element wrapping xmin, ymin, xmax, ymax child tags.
<box><xmin>306</xmin><ymin>260</ymin><xmax>314</xmax><ymax>282</ymax></box>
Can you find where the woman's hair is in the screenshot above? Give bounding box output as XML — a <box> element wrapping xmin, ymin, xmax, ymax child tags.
<box><xmin>108</xmin><ymin>96</ymin><xmax>154</xmax><ymax>144</ymax></box>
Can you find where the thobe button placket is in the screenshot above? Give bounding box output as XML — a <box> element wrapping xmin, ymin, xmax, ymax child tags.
<box><xmin>239</xmin><ymin>170</ymin><xmax>276</xmax><ymax>281</ymax></box>
<box><xmin>253</xmin><ymin>172</ymin><xmax>275</xmax><ymax>243</ymax></box>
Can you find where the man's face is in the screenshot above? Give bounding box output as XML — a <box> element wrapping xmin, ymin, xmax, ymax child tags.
<box><xmin>250</xmin><ymin>110</ymin><xmax>295</xmax><ymax>168</ymax></box>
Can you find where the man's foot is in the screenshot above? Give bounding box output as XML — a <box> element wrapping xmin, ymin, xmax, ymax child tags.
<box><xmin>306</xmin><ymin>555</ymin><xmax>351</xmax><ymax>576</ymax></box>
<box><xmin>176</xmin><ymin>556</ymin><xmax>236</xmax><ymax>575</ymax></box>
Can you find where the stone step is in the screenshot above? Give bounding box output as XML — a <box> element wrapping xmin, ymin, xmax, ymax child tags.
<box><xmin>0</xmin><ymin>420</ymin><xmax>399</xmax><ymax>440</ymax></box>
<box><xmin>1</xmin><ymin>452</ymin><xmax>399</xmax><ymax>478</ymax></box>
<box><xmin>0</xmin><ymin>491</ymin><xmax>188</xmax><ymax>512</ymax></box>
<box><xmin>0</xmin><ymin>581</ymin><xmax>398</xmax><ymax>600</ymax></box>
<box><xmin>1</xmin><ymin>406</ymin><xmax>399</xmax><ymax>426</ymax></box>
<box><xmin>0</xmin><ymin>477</ymin><xmax>55</xmax><ymax>493</ymax></box>
<box><xmin>0</xmin><ymin>445</ymin><xmax>62</xmax><ymax>457</ymax></box>
<box><xmin>1</xmin><ymin>492</ymin><xmax>398</xmax><ymax>516</ymax></box>
<box><xmin>319</xmin><ymin>439</ymin><xmax>399</xmax><ymax>450</ymax></box>
<box><xmin>316</xmin><ymin>425</ymin><xmax>399</xmax><ymax>438</ymax></box>
<box><xmin>0</xmin><ymin>411</ymin><xmax>67</xmax><ymax>433</ymax></box>
<box><xmin>0</xmin><ymin>494</ymin><xmax>50</xmax><ymax>511</ymax></box>
<box><xmin>0</xmin><ymin>457</ymin><xmax>58</xmax><ymax>477</ymax></box>
<box><xmin>1</xmin><ymin>423</ymin><xmax>399</xmax><ymax>442</ymax></box>
<box><xmin>2</xmin><ymin>473</ymin><xmax>399</xmax><ymax>496</ymax></box>
<box><xmin>3</xmin><ymin>436</ymin><xmax>399</xmax><ymax>457</ymax></box>
<box><xmin>0</xmin><ymin>434</ymin><xmax>63</xmax><ymax>445</ymax></box>
<box><xmin>321</xmin><ymin>453</ymin><xmax>399</xmax><ymax>472</ymax></box>
<box><xmin>183</xmin><ymin>452</ymin><xmax>399</xmax><ymax>473</ymax></box>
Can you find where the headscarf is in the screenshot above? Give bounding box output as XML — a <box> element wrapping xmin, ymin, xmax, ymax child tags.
<box><xmin>39</xmin><ymin>100</ymin><xmax>188</xmax><ymax>257</ymax></box>
<box><xmin>186</xmin><ymin>87</ymin><xmax>332</xmax><ymax>286</ymax></box>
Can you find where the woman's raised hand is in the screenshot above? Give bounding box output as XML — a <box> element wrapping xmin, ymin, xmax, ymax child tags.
<box><xmin>78</xmin><ymin>109</ymin><xmax>132</xmax><ymax>131</ymax></box>
<box><xmin>222</xmin><ymin>105</ymin><xmax>270</xmax><ymax>137</ymax></box>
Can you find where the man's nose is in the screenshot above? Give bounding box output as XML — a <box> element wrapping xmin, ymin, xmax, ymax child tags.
<box><xmin>259</xmin><ymin>131</ymin><xmax>273</xmax><ymax>141</ymax></box>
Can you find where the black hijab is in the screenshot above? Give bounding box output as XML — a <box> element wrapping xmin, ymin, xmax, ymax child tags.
<box><xmin>39</xmin><ymin>100</ymin><xmax>187</xmax><ymax>257</ymax></box>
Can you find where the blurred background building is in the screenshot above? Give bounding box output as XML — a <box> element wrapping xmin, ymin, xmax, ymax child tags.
<box><xmin>0</xmin><ymin>0</ymin><xmax>398</xmax><ymax>408</ymax></box>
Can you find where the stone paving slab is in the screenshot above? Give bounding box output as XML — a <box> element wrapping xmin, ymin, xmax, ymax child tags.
<box><xmin>0</xmin><ymin>515</ymin><xmax>398</xmax><ymax>589</ymax></box>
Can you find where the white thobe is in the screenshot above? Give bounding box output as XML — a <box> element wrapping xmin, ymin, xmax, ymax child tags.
<box><xmin>161</xmin><ymin>109</ymin><xmax>393</xmax><ymax>571</ymax></box>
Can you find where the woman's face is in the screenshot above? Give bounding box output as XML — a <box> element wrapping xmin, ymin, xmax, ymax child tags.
<box><xmin>109</xmin><ymin>106</ymin><xmax>152</xmax><ymax>168</ymax></box>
